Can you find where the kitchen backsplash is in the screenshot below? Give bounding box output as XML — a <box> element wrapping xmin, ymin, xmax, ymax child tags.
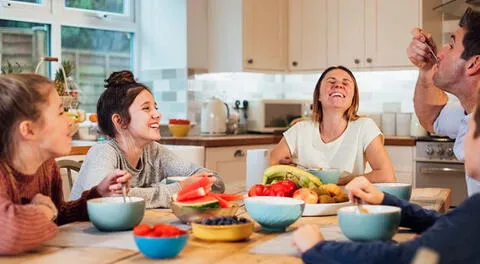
<box><xmin>140</xmin><ymin>68</ymin><xmax>459</xmax><ymax>128</ymax></box>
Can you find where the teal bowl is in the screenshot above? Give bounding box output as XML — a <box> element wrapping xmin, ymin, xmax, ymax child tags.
<box><xmin>338</xmin><ymin>205</ymin><xmax>401</xmax><ymax>241</ymax></box>
<box><xmin>307</xmin><ymin>168</ymin><xmax>349</xmax><ymax>184</ymax></box>
<box><xmin>373</xmin><ymin>183</ymin><xmax>412</xmax><ymax>201</ymax></box>
<box><xmin>134</xmin><ymin>233</ymin><xmax>188</xmax><ymax>259</ymax></box>
<box><xmin>87</xmin><ymin>197</ymin><xmax>145</xmax><ymax>232</ymax></box>
<box><xmin>165</xmin><ymin>176</ymin><xmax>188</xmax><ymax>184</ymax></box>
<box><xmin>245</xmin><ymin>196</ymin><xmax>305</xmax><ymax>232</ymax></box>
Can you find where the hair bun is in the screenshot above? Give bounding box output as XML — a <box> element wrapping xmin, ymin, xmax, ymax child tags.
<box><xmin>105</xmin><ymin>70</ymin><xmax>136</xmax><ymax>88</ymax></box>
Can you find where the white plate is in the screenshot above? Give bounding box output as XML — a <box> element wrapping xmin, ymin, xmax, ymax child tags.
<box><xmin>302</xmin><ymin>201</ymin><xmax>352</xmax><ymax>216</ymax></box>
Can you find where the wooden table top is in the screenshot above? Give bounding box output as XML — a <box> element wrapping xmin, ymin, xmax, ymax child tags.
<box><xmin>1</xmin><ymin>188</ymin><xmax>450</xmax><ymax>264</ymax></box>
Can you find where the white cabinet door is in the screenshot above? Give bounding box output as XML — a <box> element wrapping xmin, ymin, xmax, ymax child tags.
<box><xmin>327</xmin><ymin>0</ymin><xmax>366</xmax><ymax>69</ymax></box>
<box><xmin>243</xmin><ymin>0</ymin><xmax>288</xmax><ymax>71</ymax></box>
<box><xmin>366</xmin><ymin>0</ymin><xmax>420</xmax><ymax>68</ymax></box>
<box><xmin>288</xmin><ymin>0</ymin><xmax>328</xmax><ymax>71</ymax></box>
<box><xmin>385</xmin><ymin>146</ymin><xmax>415</xmax><ymax>184</ymax></box>
<box><xmin>205</xmin><ymin>144</ymin><xmax>274</xmax><ymax>193</ymax></box>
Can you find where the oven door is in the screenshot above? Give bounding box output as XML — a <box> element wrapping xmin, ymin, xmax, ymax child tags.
<box><xmin>415</xmin><ymin>161</ymin><xmax>467</xmax><ymax>206</ymax></box>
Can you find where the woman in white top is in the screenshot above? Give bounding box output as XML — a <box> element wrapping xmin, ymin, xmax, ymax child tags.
<box><xmin>270</xmin><ymin>66</ymin><xmax>395</xmax><ymax>184</ymax></box>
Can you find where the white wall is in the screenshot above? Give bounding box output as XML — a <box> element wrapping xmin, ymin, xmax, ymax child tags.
<box><xmin>138</xmin><ymin>0</ymin><xmax>187</xmax><ymax>70</ymax></box>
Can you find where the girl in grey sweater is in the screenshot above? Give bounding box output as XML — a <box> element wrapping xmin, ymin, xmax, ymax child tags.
<box><xmin>70</xmin><ymin>71</ymin><xmax>224</xmax><ymax>208</ymax></box>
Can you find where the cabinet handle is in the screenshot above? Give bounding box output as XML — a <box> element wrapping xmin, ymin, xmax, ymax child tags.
<box><xmin>354</xmin><ymin>59</ymin><xmax>360</xmax><ymax>65</ymax></box>
<box><xmin>234</xmin><ymin>149</ymin><xmax>245</xmax><ymax>158</ymax></box>
<box><xmin>247</xmin><ymin>59</ymin><xmax>253</xmax><ymax>64</ymax></box>
<box><xmin>366</xmin><ymin>58</ymin><xmax>373</xmax><ymax>63</ymax></box>
<box><xmin>292</xmin><ymin>61</ymin><xmax>298</xmax><ymax>67</ymax></box>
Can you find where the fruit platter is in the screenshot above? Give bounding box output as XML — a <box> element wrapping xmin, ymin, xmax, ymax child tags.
<box><xmin>248</xmin><ymin>165</ymin><xmax>352</xmax><ymax>216</ymax></box>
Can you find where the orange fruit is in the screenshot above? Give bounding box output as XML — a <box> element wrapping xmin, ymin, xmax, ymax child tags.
<box><xmin>89</xmin><ymin>113</ymin><xmax>98</xmax><ymax>123</ymax></box>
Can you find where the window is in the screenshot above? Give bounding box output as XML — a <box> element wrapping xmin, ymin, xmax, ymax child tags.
<box><xmin>0</xmin><ymin>20</ymin><xmax>49</xmax><ymax>75</ymax></box>
<box><xmin>62</xmin><ymin>26</ymin><xmax>133</xmax><ymax>112</ymax></box>
<box><xmin>0</xmin><ymin>0</ymin><xmax>136</xmax><ymax>113</ymax></box>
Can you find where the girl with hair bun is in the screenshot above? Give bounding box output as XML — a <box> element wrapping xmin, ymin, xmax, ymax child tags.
<box><xmin>71</xmin><ymin>70</ymin><xmax>225</xmax><ymax>208</ymax></box>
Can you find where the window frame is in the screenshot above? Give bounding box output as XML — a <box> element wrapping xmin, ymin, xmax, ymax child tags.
<box><xmin>0</xmin><ymin>0</ymin><xmax>137</xmax><ymax>77</ymax></box>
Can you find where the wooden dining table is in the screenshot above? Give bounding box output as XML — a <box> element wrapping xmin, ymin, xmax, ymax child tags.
<box><xmin>0</xmin><ymin>188</ymin><xmax>451</xmax><ymax>264</ymax></box>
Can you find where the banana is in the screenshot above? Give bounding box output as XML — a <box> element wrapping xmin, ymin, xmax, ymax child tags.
<box><xmin>263</xmin><ymin>165</ymin><xmax>323</xmax><ymax>188</ymax></box>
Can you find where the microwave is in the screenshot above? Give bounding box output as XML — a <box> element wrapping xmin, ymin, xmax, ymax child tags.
<box><xmin>247</xmin><ymin>99</ymin><xmax>311</xmax><ymax>133</ymax></box>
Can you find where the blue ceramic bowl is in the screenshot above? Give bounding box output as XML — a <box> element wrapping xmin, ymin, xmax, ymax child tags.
<box><xmin>87</xmin><ymin>197</ymin><xmax>145</xmax><ymax>232</ymax></box>
<box><xmin>245</xmin><ymin>196</ymin><xmax>305</xmax><ymax>232</ymax></box>
<box><xmin>373</xmin><ymin>183</ymin><xmax>412</xmax><ymax>201</ymax></box>
<box><xmin>307</xmin><ymin>168</ymin><xmax>348</xmax><ymax>184</ymax></box>
<box><xmin>134</xmin><ymin>233</ymin><xmax>189</xmax><ymax>259</ymax></box>
<box><xmin>338</xmin><ymin>205</ymin><xmax>401</xmax><ymax>241</ymax></box>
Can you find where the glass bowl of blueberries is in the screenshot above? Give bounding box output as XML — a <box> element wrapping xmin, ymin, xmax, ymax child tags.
<box><xmin>191</xmin><ymin>216</ymin><xmax>254</xmax><ymax>242</ymax></box>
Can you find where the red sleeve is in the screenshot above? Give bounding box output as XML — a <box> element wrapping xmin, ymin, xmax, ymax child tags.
<box><xmin>50</xmin><ymin>163</ymin><xmax>101</xmax><ymax>225</ymax></box>
<box><xmin>0</xmin><ymin>196</ymin><xmax>58</xmax><ymax>255</ymax></box>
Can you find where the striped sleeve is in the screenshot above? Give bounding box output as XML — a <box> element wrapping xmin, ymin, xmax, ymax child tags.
<box><xmin>0</xmin><ymin>196</ymin><xmax>58</xmax><ymax>255</ymax></box>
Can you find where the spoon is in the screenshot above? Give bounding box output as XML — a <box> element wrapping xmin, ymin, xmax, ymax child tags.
<box><xmin>121</xmin><ymin>183</ymin><xmax>127</xmax><ymax>203</ymax></box>
<box><xmin>353</xmin><ymin>197</ymin><xmax>369</xmax><ymax>214</ymax></box>
<box><xmin>290</xmin><ymin>161</ymin><xmax>309</xmax><ymax>170</ymax></box>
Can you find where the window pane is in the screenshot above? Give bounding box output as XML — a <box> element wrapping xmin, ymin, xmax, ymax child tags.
<box><xmin>65</xmin><ymin>0</ymin><xmax>124</xmax><ymax>14</ymax></box>
<box><xmin>0</xmin><ymin>20</ymin><xmax>49</xmax><ymax>75</ymax></box>
<box><xmin>61</xmin><ymin>26</ymin><xmax>133</xmax><ymax>113</ymax></box>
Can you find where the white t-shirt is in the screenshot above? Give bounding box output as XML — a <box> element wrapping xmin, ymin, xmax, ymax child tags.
<box><xmin>283</xmin><ymin>118</ymin><xmax>382</xmax><ymax>175</ymax></box>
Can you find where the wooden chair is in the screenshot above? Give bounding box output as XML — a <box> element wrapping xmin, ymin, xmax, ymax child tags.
<box><xmin>56</xmin><ymin>159</ymin><xmax>82</xmax><ymax>192</ymax></box>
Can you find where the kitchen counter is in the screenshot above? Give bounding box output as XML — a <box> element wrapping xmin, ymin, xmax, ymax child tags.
<box><xmin>68</xmin><ymin>136</ymin><xmax>416</xmax><ymax>155</ymax></box>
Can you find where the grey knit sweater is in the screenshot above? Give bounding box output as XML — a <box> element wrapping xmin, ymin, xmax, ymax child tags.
<box><xmin>70</xmin><ymin>140</ymin><xmax>225</xmax><ymax>208</ymax></box>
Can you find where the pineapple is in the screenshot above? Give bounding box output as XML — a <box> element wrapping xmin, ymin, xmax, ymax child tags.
<box><xmin>54</xmin><ymin>60</ymin><xmax>74</xmax><ymax>96</ymax></box>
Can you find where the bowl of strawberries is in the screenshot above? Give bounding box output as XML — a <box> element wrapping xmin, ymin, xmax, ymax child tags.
<box><xmin>133</xmin><ymin>224</ymin><xmax>189</xmax><ymax>259</ymax></box>
<box><xmin>168</xmin><ymin>119</ymin><xmax>191</xmax><ymax>137</ymax></box>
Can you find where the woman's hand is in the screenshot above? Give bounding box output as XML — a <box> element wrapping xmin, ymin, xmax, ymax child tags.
<box><xmin>181</xmin><ymin>172</ymin><xmax>217</xmax><ymax>192</ymax></box>
<box><xmin>293</xmin><ymin>225</ymin><xmax>324</xmax><ymax>253</ymax></box>
<box><xmin>345</xmin><ymin>176</ymin><xmax>384</xmax><ymax>205</ymax></box>
<box><xmin>30</xmin><ymin>193</ymin><xmax>58</xmax><ymax>221</ymax></box>
<box><xmin>96</xmin><ymin>169</ymin><xmax>132</xmax><ymax>197</ymax></box>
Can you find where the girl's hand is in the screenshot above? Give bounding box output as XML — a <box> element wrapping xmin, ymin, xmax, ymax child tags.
<box><xmin>181</xmin><ymin>172</ymin><xmax>216</xmax><ymax>192</ymax></box>
<box><xmin>96</xmin><ymin>169</ymin><xmax>132</xmax><ymax>197</ymax></box>
<box><xmin>31</xmin><ymin>193</ymin><xmax>58</xmax><ymax>221</ymax></box>
<box><xmin>293</xmin><ymin>225</ymin><xmax>324</xmax><ymax>253</ymax></box>
<box><xmin>345</xmin><ymin>176</ymin><xmax>384</xmax><ymax>205</ymax></box>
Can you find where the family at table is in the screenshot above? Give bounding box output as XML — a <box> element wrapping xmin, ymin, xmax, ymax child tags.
<box><xmin>0</xmin><ymin>7</ymin><xmax>479</xmax><ymax>264</ymax></box>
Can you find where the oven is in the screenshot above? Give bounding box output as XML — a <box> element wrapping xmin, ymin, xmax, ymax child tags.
<box><xmin>415</xmin><ymin>137</ymin><xmax>467</xmax><ymax>206</ymax></box>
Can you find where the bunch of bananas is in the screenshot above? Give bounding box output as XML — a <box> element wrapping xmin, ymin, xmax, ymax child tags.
<box><xmin>263</xmin><ymin>165</ymin><xmax>322</xmax><ymax>188</ymax></box>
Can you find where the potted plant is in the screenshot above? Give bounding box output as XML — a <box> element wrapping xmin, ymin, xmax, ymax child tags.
<box><xmin>1</xmin><ymin>61</ymin><xmax>23</xmax><ymax>74</ymax></box>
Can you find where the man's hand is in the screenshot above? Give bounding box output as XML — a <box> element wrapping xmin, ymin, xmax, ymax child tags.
<box><xmin>407</xmin><ymin>28</ymin><xmax>438</xmax><ymax>71</ymax></box>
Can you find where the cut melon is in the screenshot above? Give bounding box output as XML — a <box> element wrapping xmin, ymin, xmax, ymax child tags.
<box><xmin>176</xmin><ymin>187</ymin><xmax>206</xmax><ymax>202</ymax></box>
<box><xmin>176</xmin><ymin>176</ymin><xmax>210</xmax><ymax>198</ymax></box>
<box><xmin>210</xmin><ymin>193</ymin><xmax>232</xmax><ymax>208</ymax></box>
<box><xmin>173</xmin><ymin>195</ymin><xmax>220</xmax><ymax>209</ymax></box>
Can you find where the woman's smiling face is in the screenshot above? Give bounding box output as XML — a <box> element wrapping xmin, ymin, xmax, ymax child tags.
<box><xmin>318</xmin><ymin>69</ymin><xmax>355</xmax><ymax>112</ymax></box>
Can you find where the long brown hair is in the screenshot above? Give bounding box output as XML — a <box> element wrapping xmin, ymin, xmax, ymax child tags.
<box><xmin>0</xmin><ymin>74</ymin><xmax>53</xmax><ymax>165</ymax></box>
<box><xmin>312</xmin><ymin>66</ymin><xmax>360</xmax><ymax>123</ymax></box>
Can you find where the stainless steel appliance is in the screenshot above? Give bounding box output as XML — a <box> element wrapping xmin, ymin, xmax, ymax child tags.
<box><xmin>415</xmin><ymin>136</ymin><xmax>467</xmax><ymax>206</ymax></box>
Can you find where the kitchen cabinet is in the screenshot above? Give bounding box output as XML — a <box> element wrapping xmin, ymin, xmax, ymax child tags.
<box><xmin>205</xmin><ymin>144</ymin><xmax>275</xmax><ymax>193</ymax></box>
<box><xmin>385</xmin><ymin>146</ymin><xmax>415</xmax><ymax>185</ymax></box>
<box><xmin>327</xmin><ymin>0</ymin><xmax>441</xmax><ymax>69</ymax></box>
<box><xmin>288</xmin><ymin>0</ymin><xmax>328</xmax><ymax>71</ymax></box>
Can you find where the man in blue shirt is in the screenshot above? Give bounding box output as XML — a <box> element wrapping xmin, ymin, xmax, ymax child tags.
<box><xmin>407</xmin><ymin>7</ymin><xmax>480</xmax><ymax>195</ymax></box>
<box><xmin>292</xmin><ymin>97</ymin><xmax>480</xmax><ymax>263</ymax></box>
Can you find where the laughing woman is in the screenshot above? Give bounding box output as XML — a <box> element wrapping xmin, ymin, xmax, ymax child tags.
<box><xmin>70</xmin><ymin>71</ymin><xmax>225</xmax><ymax>208</ymax></box>
<box><xmin>270</xmin><ymin>66</ymin><xmax>395</xmax><ymax>184</ymax></box>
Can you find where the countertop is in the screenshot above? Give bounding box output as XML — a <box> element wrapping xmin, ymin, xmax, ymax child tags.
<box><xmin>68</xmin><ymin>135</ymin><xmax>416</xmax><ymax>155</ymax></box>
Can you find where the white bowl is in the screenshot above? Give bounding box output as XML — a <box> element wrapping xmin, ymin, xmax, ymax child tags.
<box><xmin>302</xmin><ymin>201</ymin><xmax>352</xmax><ymax>216</ymax></box>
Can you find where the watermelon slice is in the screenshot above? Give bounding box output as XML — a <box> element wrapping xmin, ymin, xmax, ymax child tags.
<box><xmin>174</xmin><ymin>195</ymin><xmax>220</xmax><ymax>209</ymax></box>
<box><xmin>176</xmin><ymin>187</ymin><xmax>206</xmax><ymax>202</ymax></box>
<box><xmin>214</xmin><ymin>193</ymin><xmax>243</xmax><ymax>201</ymax></box>
<box><xmin>210</xmin><ymin>193</ymin><xmax>232</xmax><ymax>208</ymax></box>
<box><xmin>176</xmin><ymin>176</ymin><xmax>210</xmax><ymax>198</ymax></box>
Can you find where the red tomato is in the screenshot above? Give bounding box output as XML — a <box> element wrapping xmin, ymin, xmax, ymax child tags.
<box><xmin>276</xmin><ymin>180</ymin><xmax>298</xmax><ymax>196</ymax></box>
<box><xmin>248</xmin><ymin>184</ymin><xmax>266</xmax><ymax>197</ymax></box>
<box><xmin>152</xmin><ymin>224</ymin><xmax>186</xmax><ymax>237</ymax></box>
<box><xmin>133</xmin><ymin>224</ymin><xmax>152</xmax><ymax>236</ymax></box>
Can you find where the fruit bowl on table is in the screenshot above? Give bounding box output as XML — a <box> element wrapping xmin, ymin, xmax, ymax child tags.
<box><xmin>169</xmin><ymin>196</ymin><xmax>241</xmax><ymax>223</ymax></box>
<box><xmin>191</xmin><ymin>216</ymin><xmax>253</xmax><ymax>242</ymax></box>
